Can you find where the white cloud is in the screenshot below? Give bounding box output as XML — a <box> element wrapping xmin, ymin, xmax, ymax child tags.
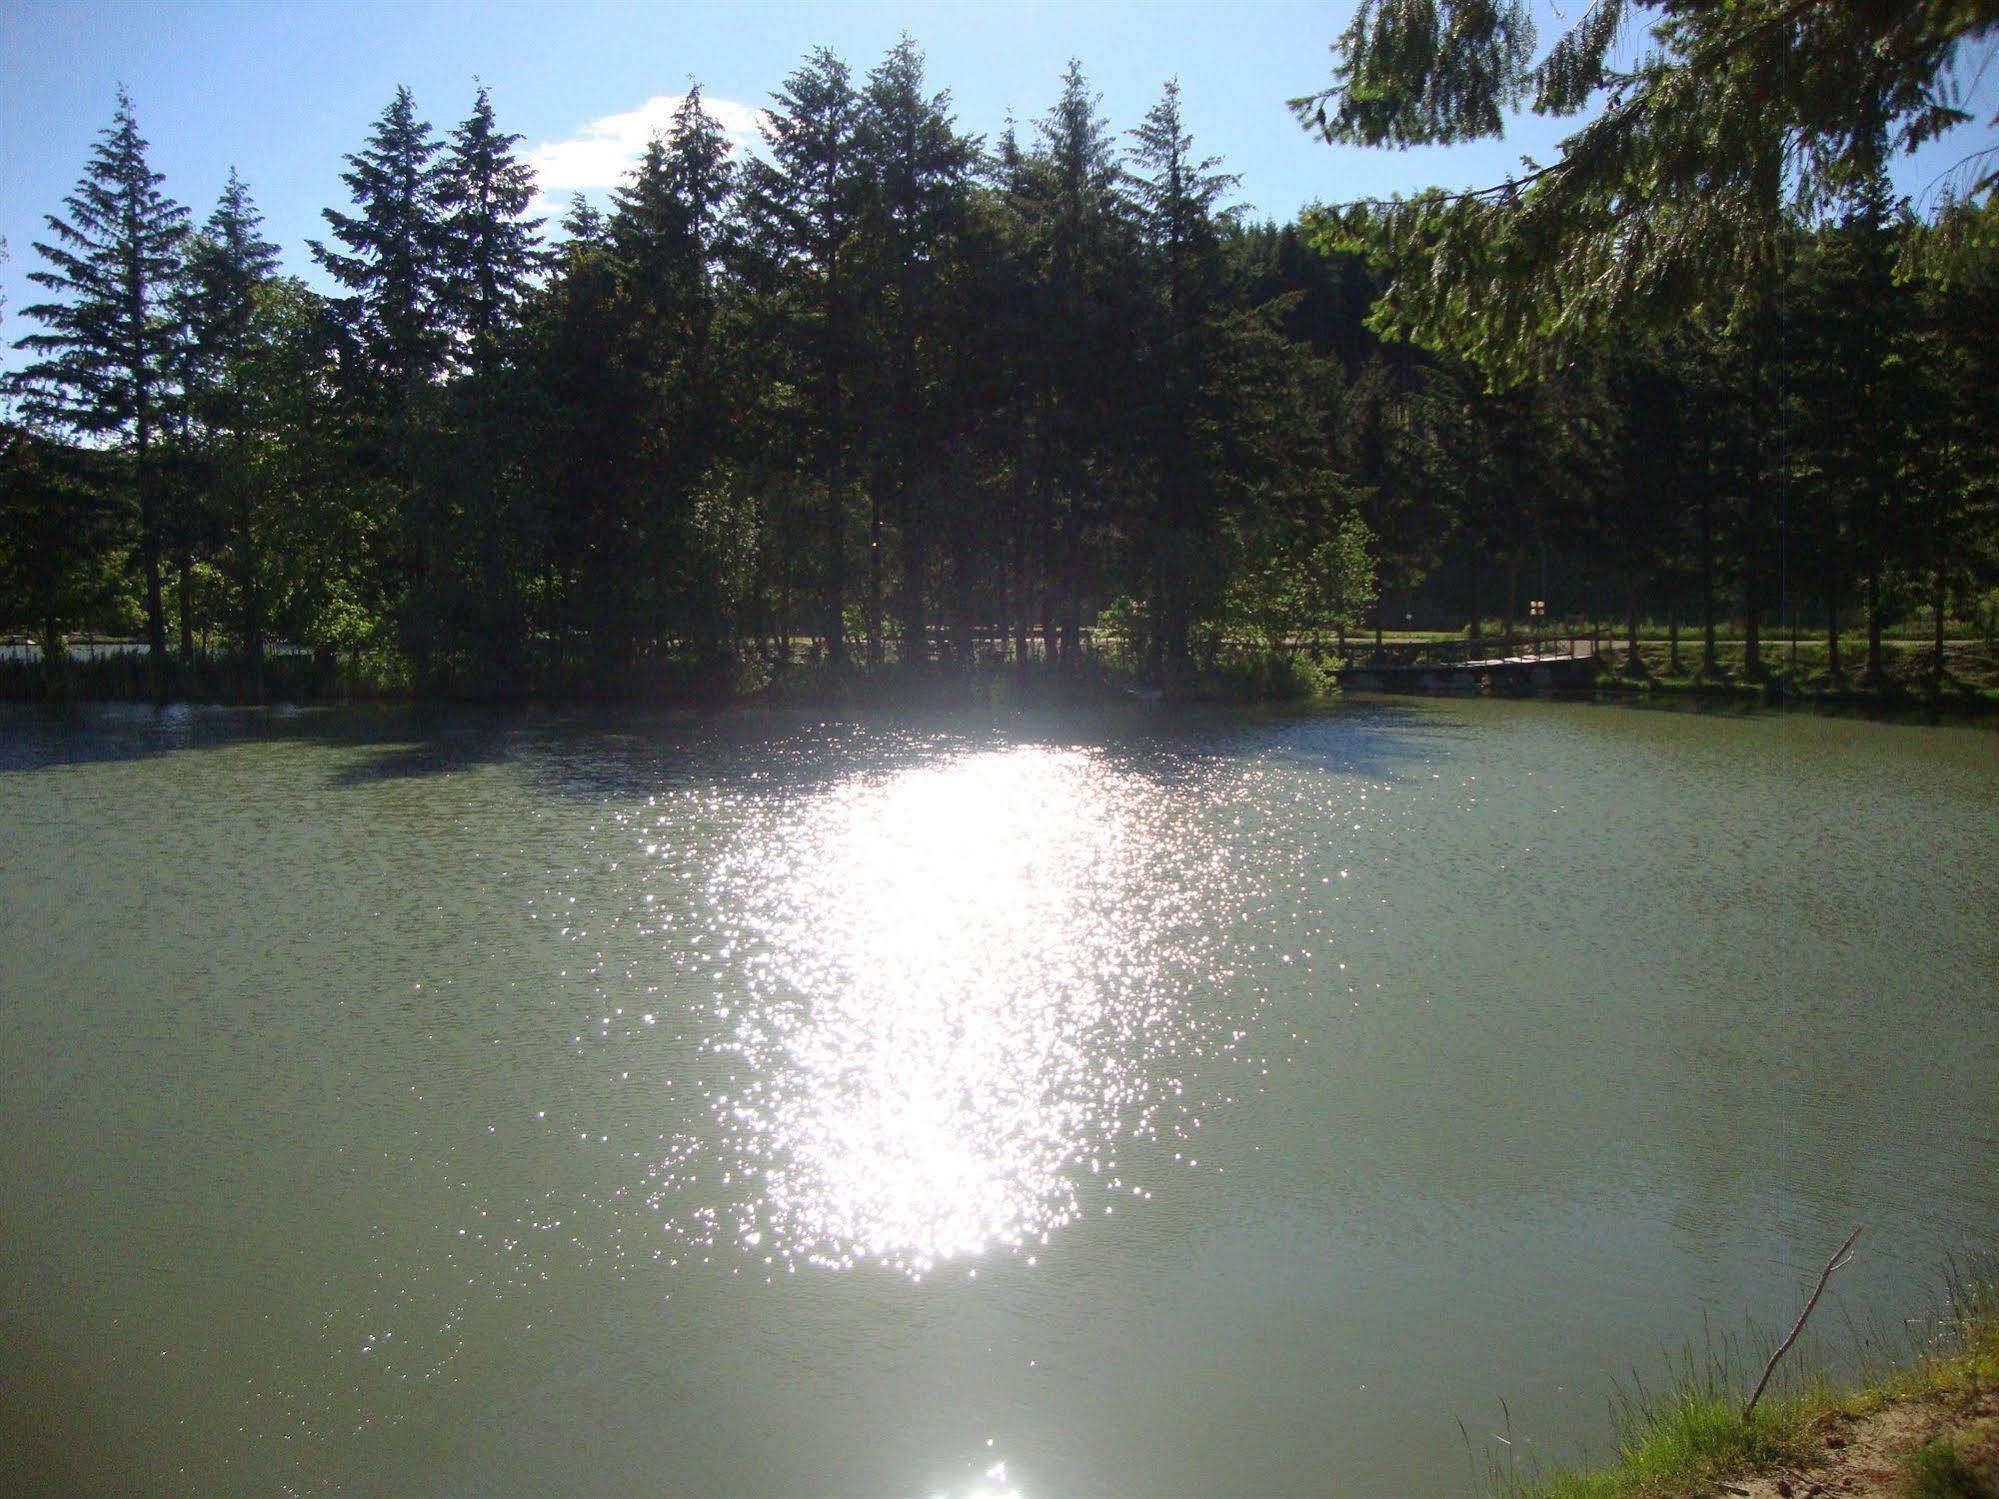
<box><xmin>527</xmin><ymin>93</ymin><xmax>769</xmax><ymax>201</ymax></box>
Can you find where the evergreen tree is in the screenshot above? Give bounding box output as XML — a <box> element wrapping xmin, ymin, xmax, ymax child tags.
<box><xmin>972</xmin><ymin>117</ymin><xmax>1047</xmax><ymax>669</ymax></box>
<box><xmin>1295</xmin><ymin>0</ymin><xmax>1999</xmax><ymax>372</ymax></box>
<box><xmin>1</xmin><ymin>47</ymin><xmax>1993</xmax><ymax>702</ymax></box>
<box><xmin>1026</xmin><ymin>61</ymin><xmax>1132</xmax><ymax>668</ymax></box>
<box><xmin>858</xmin><ymin>37</ymin><xmax>977</xmax><ymax>665</ymax></box>
<box><xmin>1902</xmin><ymin>236</ymin><xmax>1999</xmax><ymax>689</ymax></box>
<box><xmin>311</xmin><ymin>86</ymin><xmax>447</xmax><ymax>392</ymax></box>
<box><xmin>745</xmin><ymin>49</ymin><xmax>869</xmax><ymax>671</ymax></box>
<box><xmin>178</xmin><ymin>169</ymin><xmax>282</xmax><ymax>675</ymax></box>
<box><xmin>1128</xmin><ymin>78</ymin><xmax>1242</xmax><ymax>672</ymax></box>
<box><xmin>559</xmin><ymin>193</ymin><xmax>607</xmax><ymax>246</ymax></box>
<box><xmin>311</xmin><ymin>91</ymin><xmax>441</xmax><ymax>401</ymax></box>
<box><xmin>1789</xmin><ymin>121</ymin><xmax>1916</xmax><ymax>682</ymax></box>
<box><xmin>516</xmin><ymin>203</ymin><xmax>635</xmax><ymax>672</ymax></box>
<box><xmin>235</xmin><ymin>279</ymin><xmax>387</xmax><ymax>671</ymax></box>
<box><xmin>618</xmin><ymin>86</ymin><xmax>739</xmax><ymax>665</ymax></box>
<box><xmin>0</xmin><ymin>423</ymin><xmax>127</xmax><ymax>686</ymax></box>
<box><xmin>311</xmin><ymin>87</ymin><xmax>449</xmax><ymax>671</ymax></box>
<box><xmin>12</xmin><ymin>87</ymin><xmax>188</xmax><ymax>659</ymax></box>
<box><xmin>437</xmin><ymin>84</ymin><xmax>541</xmax><ymax>377</ymax></box>
<box><xmin>181</xmin><ymin>170</ymin><xmax>283</xmax><ymax>379</ymax></box>
<box><xmin>433</xmin><ymin>85</ymin><xmax>542</xmax><ymax>678</ymax></box>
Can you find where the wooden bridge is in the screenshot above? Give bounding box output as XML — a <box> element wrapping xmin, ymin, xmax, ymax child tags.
<box><xmin>1337</xmin><ymin>635</ymin><xmax>1604</xmax><ymax>694</ymax></box>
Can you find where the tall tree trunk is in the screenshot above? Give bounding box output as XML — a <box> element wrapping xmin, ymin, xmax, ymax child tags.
<box><xmin>1933</xmin><ymin>571</ymin><xmax>1947</xmax><ymax>690</ymax></box>
<box><xmin>136</xmin><ymin>419</ymin><xmax>167</xmax><ymax>662</ymax></box>
<box><xmin>950</xmin><ymin>487</ymin><xmax>974</xmax><ymax>669</ymax></box>
<box><xmin>892</xmin><ymin>249</ymin><xmax>925</xmax><ymax>673</ymax></box>
<box><xmin>1060</xmin><ymin>497</ymin><xmax>1081</xmax><ymax>671</ymax></box>
<box><xmin>1826</xmin><ymin>584</ymin><xmax>1841</xmax><ymax>680</ymax></box>
<box><xmin>898</xmin><ymin>478</ymin><xmax>926</xmax><ymax>668</ymax></box>
<box><xmin>1668</xmin><ymin>596</ymin><xmax>1682</xmax><ymax>675</ymax></box>
<box><xmin>867</xmin><ymin>469</ymin><xmax>883</xmax><ymax>668</ymax></box>
<box><xmin>1865</xmin><ymin>572</ymin><xmax>1883</xmax><ymax>681</ymax></box>
<box><xmin>237</xmin><ymin>450</ymin><xmax>265</xmax><ymax>697</ymax></box>
<box><xmin>825</xmin><ymin>375</ymin><xmax>848</xmax><ymax>673</ymax></box>
<box><xmin>1467</xmin><ymin>548</ymin><xmax>1482</xmax><ymax>649</ymax></box>
<box><xmin>1743</xmin><ymin>561</ymin><xmax>1763</xmax><ymax>678</ymax></box>
<box><xmin>40</xmin><ymin>614</ymin><xmax>67</xmax><ymax>700</ymax></box>
<box><xmin>1038</xmin><ymin>472</ymin><xmax>1056</xmax><ymax>668</ymax></box>
<box><xmin>1701</xmin><ymin>495</ymin><xmax>1718</xmax><ymax>676</ymax></box>
<box><xmin>1012</xmin><ymin>462</ymin><xmax>1031</xmax><ymax>674</ymax></box>
<box><xmin>177</xmin><ymin>552</ymin><xmax>195</xmax><ymax>662</ymax></box>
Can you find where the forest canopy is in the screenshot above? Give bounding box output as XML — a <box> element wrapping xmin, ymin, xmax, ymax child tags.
<box><xmin>2</xmin><ymin>32</ymin><xmax>1996</xmax><ymax>702</ymax></box>
<box><xmin>1294</xmin><ymin>0</ymin><xmax>1999</xmax><ymax>369</ymax></box>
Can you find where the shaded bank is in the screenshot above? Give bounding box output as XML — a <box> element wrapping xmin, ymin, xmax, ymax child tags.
<box><xmin>0</xmin><ymin>642</ymin><xmax>1338</xmax><ymax>708</ymax></box>
<box><xmin>12</xmin><ymin>636</ymin><xmax>1999</xmax><ymax>719</ymax></box>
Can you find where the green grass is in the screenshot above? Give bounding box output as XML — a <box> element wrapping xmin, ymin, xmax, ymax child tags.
<box><xmin>1491</xmin><ymin>1273</ymin><xmax>1999</xmax><ymax>1499</ymax></box>
<box><xmin>1528</xmin><ymin>1396</ymin><xmax>1807</xmax><ymax>1498</ymax></box>
<box><xmin>1591</xmin><ymin>635</ymin><xmax>1999</xmax><ymax>708</ymax></box>
<box><xmin>1489</xmin><ymin>1379</ymin><xmax>1823</xmax><ymax>1499</ymax></box>
<box><xmin>1899</xmin><ymin>1429</ymin><xmax>1999</xmax><ymax>1499</ymax></box>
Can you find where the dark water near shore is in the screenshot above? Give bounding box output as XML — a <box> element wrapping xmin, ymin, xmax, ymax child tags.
<box><xmin>2</xmin><ymin>698</ymin><xmax>1995</xmax><ymax>1496</ymax></box>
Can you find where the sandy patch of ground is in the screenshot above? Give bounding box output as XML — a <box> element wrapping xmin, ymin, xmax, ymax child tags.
<box><xmin>1705</xmin><ymin>1387</ymin><xmax>1999</xmax><ymax>1498</ymax></box>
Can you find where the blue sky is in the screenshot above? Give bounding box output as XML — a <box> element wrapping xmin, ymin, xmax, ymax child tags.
<box><xmin>2</xmin><ymin>0</ymin><xmax>1995</xmax><ymax>372</ymax></box>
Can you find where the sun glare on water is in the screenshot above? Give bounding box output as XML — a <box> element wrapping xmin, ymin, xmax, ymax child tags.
<box><xmin>699</xmin><ymin>743</ymin><xmax>1228</xmax><ymax>1277</ymax></box>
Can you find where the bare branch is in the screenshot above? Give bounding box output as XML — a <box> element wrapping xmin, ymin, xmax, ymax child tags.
<box><xmin>1743</xmin><ymin>1225</ymin><xmax>1864</xmax><ymax>1421</ymax></box>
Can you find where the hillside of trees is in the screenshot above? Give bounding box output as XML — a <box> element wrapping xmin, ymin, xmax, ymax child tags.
<box><xmin>3</xmin><ymin>38</ymin><xmax>1997</xmax><ymax>702</ymax></box>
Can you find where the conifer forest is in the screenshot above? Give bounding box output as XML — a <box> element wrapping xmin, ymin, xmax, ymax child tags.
<box><xmin>4</xmin><ymin>13</ymin><xmax>1997</xmax><ymax>703</ymax></box>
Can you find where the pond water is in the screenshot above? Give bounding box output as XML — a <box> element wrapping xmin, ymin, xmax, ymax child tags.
<box><xmin>2</xmin><ymin>698</ymin><xmax>1995</xmax><ymax>1497</ymax></box>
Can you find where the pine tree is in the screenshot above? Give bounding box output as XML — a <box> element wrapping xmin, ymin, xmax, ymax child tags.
<box><xmin>746</xmin><ymin>49</ymin><xmax>868</xmax><ymax>671</ymax></box>
<box><xmin>310</xmin><ymin>86</ymin><xmax>446</xmax><ymax>396</ymax></box>
<box><xmin>516</xmin><ymin>205</ymin><xmax>635</xmax><ymax>672</ymax></box>
<box><xmin>0</xmin><ymin>423</ymin><xmax>126</xmax><ymax>687</ymax></box>
<box><xmin>311</xmin><ymin>87</ymin><xmax>448</xmax><ymax>671</ymax></box>
<box><xmin>12</xmin><ymin>87</ymin><xmax>188</xmax><ymax>660</ymax></box>
<box><xmin>605</xmin><ymin>86</ymin><xmax>740</xmax><ymax>666</ymax></box>
<box><xmin>976</xmin><ymin>118</ymin><xmax>1047</xmax><ymax>669</ymax></box>
<box><xmin>657</xmin><ymin>88</ymin><xmax>740</xmax><ymax>662</ymax></box>
<box><xmin>859</xmin><ymin>37</ymin><xmax>976</xmax><ymax>665</ymax></box>
<box><xmin>662</xmin><ymin>87</ymin><xmax>736</xmax><ymax>283</ymax></box>
<box><xmin>437</xmin><ymin>84</ymin><xmax>541</xmax><ymax>377</ymax></box>
<box><xmin>432</xmin><ymin>85</ymin><xmax>542</xmax><ymax>677</ymax></box>
<box><xmin>1128</xmin><ymin>78</ymin><xmax>1241</xmax><ymax>672</ymax></box>
<box><xmin>178</xmin><ymin>170</ymin><xmax>282</xmax><ymax>676</ymax></box>
<box><xmin>179</xmin><ymin>168</ymin><xmax>283</xmax><ymax>453</ymax></box>
<box><xmin>1027</xmin><ymin>61</ymin><xmax>1131</xmax><ymax>668</ymax></box>
<box><xmin>559</xmin><ymin>194</ymin><xmax>606</xmax><ymax>246</ymax></box>
<box><xmin>610</xmin><ymin>88</ymin><xmax>732</xmax><ymax>344</ymax></box>
<box><xmin>1295</xmin><ymin>0</ymin><xmax>1999</xmax><ymax>372</ymax></box>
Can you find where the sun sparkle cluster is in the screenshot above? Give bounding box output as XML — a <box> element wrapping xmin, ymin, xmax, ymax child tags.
<box><xmin>699</xmin><ymin>745</ymin><xmax>1229</xmax><ymax>1276</ymax></box>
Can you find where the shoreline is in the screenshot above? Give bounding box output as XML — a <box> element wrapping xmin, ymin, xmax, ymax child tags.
<box><xmin>1495</xmin><ymin>1278</ymin><xmax>1999</xmax><ymax>1499</ymax></box>
<box><xmin>5</xmin><ymin>640</ymin><xmax>1998</xmax><ymax>721</ymax></box>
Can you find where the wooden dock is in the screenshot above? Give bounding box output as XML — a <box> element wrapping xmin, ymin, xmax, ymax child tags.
<box><xmin>1337</xmin><ymin>637</ymin><xmax>1602</xmax><ymax>694</ymax></box>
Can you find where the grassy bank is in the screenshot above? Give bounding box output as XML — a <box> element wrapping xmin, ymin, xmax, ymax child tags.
<box><xmin>0</xmin><ymin>640</ymin><xmax>1339</xmax><ymax>708</ymax></box>
<box><xmin>1577</xmin><ymin>637</ymin><xmax>1999</xmax><ymax>720</ymax></box>
<box><xmin>0</xmin><ymin>648</ymin><xmax>403</xmax><ymax>705</ymax></box>
<box><xmin>1602</xmin><ymin>636</ymin><xmax>1999</xmax><ymax>696</ymax></box>
<box><xmin>14</xmin><ymin>632</ymin><xmax>1999</xmax><ymax>716</ymax></box>
<box><xmin>1492</xmin><ymin>1275</ymin><xmax>1999</xmax><ymax>1499</ymax></box>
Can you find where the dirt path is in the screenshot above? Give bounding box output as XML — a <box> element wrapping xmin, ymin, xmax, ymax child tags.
<box><xmin>1711</xmin><ymin>1386</ymin><xmax>1999</xmax><ymax>1498</ymax></box>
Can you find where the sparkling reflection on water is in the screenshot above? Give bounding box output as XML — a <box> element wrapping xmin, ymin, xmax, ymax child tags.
<box><xmin>14</xmin><ymin>702</ymin><xmax>1995</xmax><ymax>1497</ymax></box>
<box><xmin>672</xmin><ymin>744</ymin><xmax>1239</xmax><ymax>1277</ymax></box>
